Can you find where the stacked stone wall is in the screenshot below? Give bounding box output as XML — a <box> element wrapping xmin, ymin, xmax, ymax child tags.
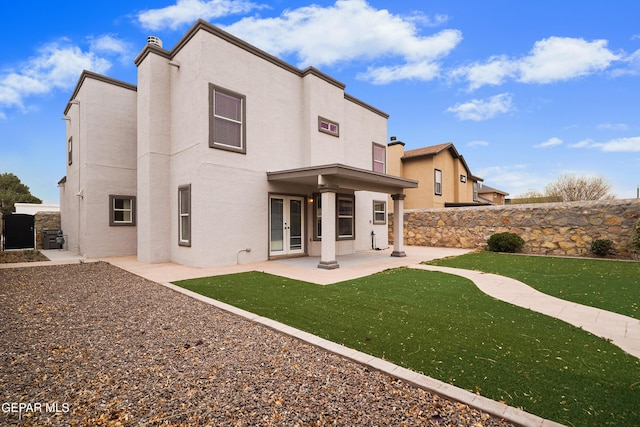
<box><xmin>34</xmin><ymin>211</ymin><xmax>62</xmax><ymax>250</ymax></box>
<box><xmin>389</xmin><ymin>199</ymin><xmax>640</xmax><ymax>258</ymax></box>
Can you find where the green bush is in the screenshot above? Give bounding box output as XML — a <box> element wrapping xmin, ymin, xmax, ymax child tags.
<box><xmin>631</xmin><ymin>219</ymin><xmax>640</xmax><ymax>251</ymax></box>
<box><xmin>590</xmin><ymin>239</ymin><xmax>615</xmax><ymax>257</ymax></box>
<box><xmin>486</xmin><ymin>232</ymin><xmax>525</xmax><ymax>253</ymax></box>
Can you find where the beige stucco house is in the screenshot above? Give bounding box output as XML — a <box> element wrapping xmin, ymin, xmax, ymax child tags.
<box><xmin>387</xmin><ymin>139</ymin><xmax>496</xmax><ymax>209</ymax></box>
<box><xmin>59</xmin><ymin>20</ymin><xmax>417</xmax><ymax>269</ymax></box>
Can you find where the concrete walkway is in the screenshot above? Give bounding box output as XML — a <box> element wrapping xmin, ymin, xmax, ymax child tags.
<box><xmin>412</xmin><ymin>264</ymin><xmax>640</xmax><ymax>359</ymax></box>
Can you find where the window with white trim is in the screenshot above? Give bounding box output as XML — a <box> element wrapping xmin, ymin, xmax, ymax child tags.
<box><xmin>178</xmin><ymin>185</ymin><xmax>191</xmax><ymax>246</ymax></box>
<box><xmin>434</xmin><ymin>169</ymin><xmax>443</xmax><ymax>196</ymax></box>
<box><xmin>372</xmin><ymin>143</ymin><xmax>386</xmax><ymax>173</ymax></box>
<box><xmin>210</xmin><ymin>84</ymin><xmax>246</xmax><ymax>153</ymax></box>
<box><xmin>67</xmin><ymin>137</ymin><xmax>73</xmax><ymax>165</ymax></box>
<box><xmin>109</xmin><ymin>195</ymin><xmax>136</xmax><ymax>226</ymax></box>
<box><xmin>373</xmin><ymin>200</ymin><xmax>386</xmax><ymax>224</ymax></box>
<box><xmin>337</xmin><ymin>195</ymin><xmax>355</xmax><ymax>239</ymax></box>
<box><xmin>318</xmin><ymin>116</ymin><xmax>339</xmax><ymax>137</ymax></box>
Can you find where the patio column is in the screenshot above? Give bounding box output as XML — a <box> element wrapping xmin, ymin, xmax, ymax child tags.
<box><xmin>391</xmin><ymin>193</ymin><xmax>406</xmax><ymax>257</ymax></box>
<box><xmin>318</xmin><ymin>188</ymin><xmax>339</xmax><ymax>269</ymax></box>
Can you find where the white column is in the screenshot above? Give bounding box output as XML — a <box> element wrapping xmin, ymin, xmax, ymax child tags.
<box><xmin>391</xmin><ymin>193</ymin><xmax>406</xmax><ymax>257</ymax></box>
<box><xmin>318</xmin><ymin>188</ymin><xmax>339</xmax><ymax>269</ymax></box>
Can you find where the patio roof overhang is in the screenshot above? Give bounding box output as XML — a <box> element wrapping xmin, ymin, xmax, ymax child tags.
<box><xmin>267</xmin><ymin>163</ymin><xmax>418</xmax><ymax>194</ymax></box>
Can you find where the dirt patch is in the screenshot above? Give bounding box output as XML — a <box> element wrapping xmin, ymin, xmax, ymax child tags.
<box><xmin>0</xmin><ymin>249</ymin><xmax>49</xmax><ymax>263</ymax></box>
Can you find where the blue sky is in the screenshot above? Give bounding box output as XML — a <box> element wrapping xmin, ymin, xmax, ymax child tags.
<box><xmin>1</xmin><ymin>0</ymin><xmax>639</xmax><ymax>204</ymax></box>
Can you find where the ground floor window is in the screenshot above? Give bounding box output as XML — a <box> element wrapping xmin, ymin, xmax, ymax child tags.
<box><xmin>373</xmin><ymin>200</ymin><xmax>386</xmax><ymax>224</ymax></box>
<box><xmin>178</xmin><ymin>185</ymin><xmax>191</xmax><ymax>246</ymax></box>
<box><xmin>337</xmin><ymin>195</ymin><xmax>355</xmax><ymax>240</ymax></box>
<box><xmin>109</xmin><ymin>195</ymin><xmax>136</xmax><ymax>226</ymax></box>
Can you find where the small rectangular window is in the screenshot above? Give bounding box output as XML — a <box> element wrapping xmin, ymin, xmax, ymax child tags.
<box><xmin>318</xmin><ymin>116</ymin><xmax>339</xmax><ymax>137</ymax></box>
<box><xmin>372</xmin><ymin>143</ymin><xmax>386</xmax><ymax>173</ymax></box>
<box><xmin>68</xmin><ymin>137</ymin><xmax>73</xmax><ymax>165</ymax></box>
<box><xmin>434</xmin><ymin>169</ymin><xmax>443</xmax><ymax>196</ymax></box>
<box><xmin>179</xmin><ymin>185</ymin><xmax>191</xmax><ymax>246</ymax></box>
<box><xmin>109</xmin><ymin>195</ymin><xmax>136</xmax><ymax>226</ymax></box>
<box><xmin>209</xmin><ymin>84</ymin><xmax>246</xmax><ymax>153</ymax></box>
<box><xmin>373</xmin><ymin>200</ymin><xmax>386</xmax><ymax>224</ymax></box>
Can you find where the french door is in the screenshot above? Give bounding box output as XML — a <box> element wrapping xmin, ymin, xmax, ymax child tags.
<box><xmin>269</xmin><ymin>195</ymin><xmax>305</xmax><ymax>257</ymax></box>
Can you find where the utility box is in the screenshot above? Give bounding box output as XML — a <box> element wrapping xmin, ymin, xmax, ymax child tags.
<box><xmin>42</xmin><ymin>229</ymin><xmax>62</xmax><ymax>249</ymax></box>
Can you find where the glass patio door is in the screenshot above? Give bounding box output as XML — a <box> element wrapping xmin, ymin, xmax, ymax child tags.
<box><xmin>269</xmin><ymin>195</ymin><xmax>305</xmax><ymax>256</ymax></box>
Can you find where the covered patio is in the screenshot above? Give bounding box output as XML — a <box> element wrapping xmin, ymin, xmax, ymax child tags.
<box><xmin>267</xmin><ymin>163</ymin><xmax>418</xmax><ymax>269</ymax></box>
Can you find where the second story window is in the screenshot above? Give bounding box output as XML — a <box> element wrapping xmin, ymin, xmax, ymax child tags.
<box><xmin>372</xmin><ymin>143</ymin><xmax>386</xmax><ymax>173</ymax></box>
<box><xmin>318</xmin><ymin>117</ymin><xmax>339</xmax><ymax>137</ymax></box>
<box><xmin>67</xmin><ymin>137</ymin><xmax>73</xmax><ymax>165</ymax></box>
<box><xmin>434</xmin><ymin>169</ymin><xmax>443</xmax><ymax>196</ymax></box>
<box><xmin>210</xmin><ymin>84</ymin><xmax>246</xmax><ymax>153</ymax></box>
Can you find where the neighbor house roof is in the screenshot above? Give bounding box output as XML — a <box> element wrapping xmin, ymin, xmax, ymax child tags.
<box><xmin>401</xmin><ymin>142</ymin><xmax>483</xmax><ymax>182</ymax></box>
<box><xmin>478</xmin><ymin>184</ymin><xmax>509</xmax><ymax>196</ymax></box>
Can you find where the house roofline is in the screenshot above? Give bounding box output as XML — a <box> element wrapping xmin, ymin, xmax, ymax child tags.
<box><xmin>133</xmin><ymin>19</ymin><xmax>389</xmax><ymax>119</ymax></box>
<box><xmin>64</xmin><ymin>70</ymin><xmax>137</xmax><ymax>115</ymax></box>
<box><xmin>402</xmin><ymin>142</ymin><xmax>483</xmax><ymax>182</ymax></box>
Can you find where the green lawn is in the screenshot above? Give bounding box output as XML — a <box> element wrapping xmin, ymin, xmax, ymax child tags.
<box><xmin>427</xmin><ymin>252</ymin><xmax>640</xmax><ymax>319</ymax></box>
<box><xmin>175</xmin><ymin>268</ymin><xmax>640</xmax><ymax>426</ymax></box>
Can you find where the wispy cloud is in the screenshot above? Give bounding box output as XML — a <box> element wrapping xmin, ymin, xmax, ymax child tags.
<box><xmin>534</xmin><ymin>137</ymin><xmax>563</xmax><ymax>148</ymax></box>
<box><xmin>571</xmin><ymin>136</ymin><xmax>640</xmax><ymax>152</ymax></box>
<box><xmin>467</xmin><ymin>140</ymin><xmax>489</xmax><ymax>147</ymax></box>
<box><xmin>454</xmin><ymin>36</ymin><xmax>620</xmax><ymax>90</ymax></box>
<box><xmin>0</xmin><ymin>39</ymin><xmax>114</xmax><ymax>117</ymax></box>
<box><xmin>596</xmin><ymin>122</ymin><xmax>629</xmax><ymax>131</ymax></box>
<box><xmin>136</xmin><ymin>0</ymin><xmax>265</xmax><ymax>31</ymax></box>
<box><xmin>219</xmin><ymin>0</ymin><xmax>460</xmax><ymax>83</ymax></box>
<box><xmin>445</xmin><ymin>93</ymin><xmax>513</xmax><ymax>121</ymax></box>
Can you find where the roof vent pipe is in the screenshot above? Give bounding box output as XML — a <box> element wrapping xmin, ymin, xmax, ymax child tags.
<box><xmin>147</xmin><ymin>36</ymin><xmax>163</xmax><ymax>48</ymax></box>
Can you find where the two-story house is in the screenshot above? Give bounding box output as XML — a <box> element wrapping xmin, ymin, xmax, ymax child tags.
<box><xmin>59</xmin><ymin>20</ymin><xmax>417</xmax><ymax>269</ymax></box>
<box><xmin>387</xmin><ymin>138</ymin><xmax>492</xmax><ymax>209</ymax></box>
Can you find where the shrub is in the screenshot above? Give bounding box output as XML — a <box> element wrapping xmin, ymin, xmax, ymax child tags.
<box><xmin>631</xmin><ymin>219</ymin><xmax>640</xmax><ymax>251</ymax></box>
<box><xmin>486</xmin><ymin>232</ymin><xmax>525</xmax><ymax>253</ymax></box>
<box><xmin>590</xmin><ymin>239</ymin><xmax>615</xmax><ymax>257</ymax></box>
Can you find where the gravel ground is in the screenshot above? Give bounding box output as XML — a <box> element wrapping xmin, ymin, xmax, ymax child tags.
<box><xmin>0</xmin><ymin>262</ymin><xmax>514</xmax><ymax>426</ymax></box>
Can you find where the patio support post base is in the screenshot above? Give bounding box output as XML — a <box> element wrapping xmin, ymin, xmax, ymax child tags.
<box><xmin>391</xmin><ymin>193</ymin><xmax>406</xmax><ymax>258</ymax></box>
<box><xmin>317</xmin><ymin>260</ymin><xmax>340</xmax><ymax>269</ymax></box>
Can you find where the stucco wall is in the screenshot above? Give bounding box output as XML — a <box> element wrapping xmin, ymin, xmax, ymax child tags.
<box><xmin>389</xmin><ymin>199</ymin><xmax>640</xmax><ymax>258</ymax></box>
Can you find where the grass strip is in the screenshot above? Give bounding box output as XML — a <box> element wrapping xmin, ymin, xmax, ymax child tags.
<box><xmin>427</xmin><ymin>252</ymin><xmax>640</xmax><ymax>319</ymax></box>
<box><xmin>175</xmin><ymin>268</ymin><xmax>640</xmax><ymax>426</ymax></box>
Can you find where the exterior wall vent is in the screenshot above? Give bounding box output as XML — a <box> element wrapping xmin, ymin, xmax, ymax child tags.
<box><xmin>147</xmin><ymin>36</ymin><xmax>163</xmax><ymax>48</ymax></box>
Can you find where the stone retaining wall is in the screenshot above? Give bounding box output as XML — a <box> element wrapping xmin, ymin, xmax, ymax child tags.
<box><xmin>34</xmin><ymin>211</ymin><xmax>62</xmax><ymax>250</ymax></box>
<box><xmin>389</xmin><ymin>199</ymin><xmax>640</xmax><ymax>258</ymax></box>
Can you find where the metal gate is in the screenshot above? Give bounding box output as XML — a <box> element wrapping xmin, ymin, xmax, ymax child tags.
<box><xmin>2</xmin><ymin>213</ymin><xmax>35</xmax><ymax>250</ymax></box>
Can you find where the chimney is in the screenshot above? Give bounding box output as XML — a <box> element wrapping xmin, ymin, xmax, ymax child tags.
<box><xmin>147</xmin><ymin>36</ymin><xmax>163</xmax><ymax>48</ymax></box>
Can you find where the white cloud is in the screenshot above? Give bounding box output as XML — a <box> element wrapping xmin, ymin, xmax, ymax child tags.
<box><xmin>0</xmin><ymin>40</ymin><xmax>113</xmax><ymax>114</ymax></box>
<box><xmin>221</xmin><ymin>0</ymin><xmax>461</xmax><ymax>83</ymax></box>
<box><xmin>467</xmin><ymin>140</ymin><xmax>489</xmax><ymax>147</ymax></box>
<box><xmin>476</xmin><ymin>164</ymin><xmax>545</xmax><ymax>197</ymax></box>
<box><xmin>571</xmin><ymin>136</ymin><xmax>640</xmax><ymax>152</ymax></box>
<box><xmin>535</xmin><ymin>137</ymin><xmax>563</xmax><ymax>148</ymax></box>
<box><xmin>455</xmin><ymin>36</ymin><xmax>620</xmax><ymax>90</ymax></box>
<box><xmin>445</xmin><ymin>93</ymin><xmax>513</xmax><ymax>121</ymax></box>
<box><xmin>597</xmin><ymin>122</ymin><xmax>629</xmax><ymax>131</ymax></box>
<box><xmin>136</xmin><ymin>0</ymin><xmax>264</xmax><ymax>31</ymax></box>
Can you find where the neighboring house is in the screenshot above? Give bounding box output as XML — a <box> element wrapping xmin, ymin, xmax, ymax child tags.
<box><xmin>477</xmin><ymin>184</ymin><xmax>509</xmax><ymax>205</ymax></box>
<box><xmin>387</xmin><ymin>139</ymin><xmax>485</xmax><ymax>209</ymax></box>
<box><xmin>59</xmin><ymin>20</ymin><xmax>417</xmax><ymax>269</ymax></box>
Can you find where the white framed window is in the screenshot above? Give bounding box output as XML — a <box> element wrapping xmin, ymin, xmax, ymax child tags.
<box><xmin>109</xmin><ymin>195</ymin><xmax>136</xmax><ymax>226</ymax></box>
<box><xmin>337</xmin><ymin>195</ymin><xmax>355</xmax><ymax>240</ymax></box>
<box><xmin>373</xmin><ymin>200</ymin><xmax>386</xmax><ymax>224</ymax></box>
<box><xmin>318</xmin><ymin>116</ymin><xmax>339</xmax><ymax>137</ymax></box>
<box><xmin>473</xmin><ymin>182</ymin><xmax>479</xmax><ymax>201</ymax></box>
<box><xmin>372</xmin><ymin>143</ymin><xmax>386</xmax><ymax>173</ymax></box>
<box><xmin>67</xmin><ymin>137</ymin><xmax>73</xmax><ymax>165</ymax></box>
<box><xmin>178</xmin><ymin>184</ymin><xmax>191</xmax><ymax>246</ymax></box>
<box><xmin>314</xmin><ymin>194</ymin><xmax>322</xmax><ymax>240</ymax></box>
<box><xmin>434</xmin><ymin>169</ymin><xmax>443</xmax><ymax>196</ymax></box>
<box><xmin>210</xmin><ymin>84</ymin><xmax>246</xmax><ymax>153</ymax></box>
